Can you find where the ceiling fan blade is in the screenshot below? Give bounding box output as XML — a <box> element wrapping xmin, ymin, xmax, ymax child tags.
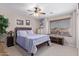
<box><xmin>40</xmin><ymin>12</ymin><xmax>46</xmax><ymax>14</ymax></box>
<box><xmin>27</xmin><ymin>10</ymin><xmax>33</xmax><ymax>12</ymax></box>
<box><xmin>29</xmin><ymin>14</ymin><xmax>33</xmax><ymax>15</ymax></box>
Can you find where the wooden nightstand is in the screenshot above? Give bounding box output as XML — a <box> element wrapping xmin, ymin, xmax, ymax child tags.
<box><xmin>7</xmin><ymin>36</ymin><xmax>14</xmax><ymax>47</ymax></box>
<box><xmin>50</xmin><ymin>36</ymin><xmax>64</xmax><ymax>45</ymax></box>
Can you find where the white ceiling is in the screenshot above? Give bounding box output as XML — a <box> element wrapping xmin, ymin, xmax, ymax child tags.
<box><xmin>0</xmin><ymin>3</ymin><xmax>77</xmax><ymax>17</ymax></box>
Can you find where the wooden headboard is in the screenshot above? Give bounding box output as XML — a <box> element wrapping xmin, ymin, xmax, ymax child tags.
<box><xmin>15</xmin><ymin>27</ymin><xmax>32</xmax><ymax>31</ymax></box>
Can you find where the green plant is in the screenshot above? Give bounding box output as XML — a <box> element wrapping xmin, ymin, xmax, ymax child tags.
<box><xmin>0</xmin><ymin>15</ymin><xmax>8</xmax><ymax>35</ymax></box>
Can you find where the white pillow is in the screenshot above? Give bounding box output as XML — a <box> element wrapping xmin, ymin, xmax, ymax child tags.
<box><xmin>17</xmin><ymin>31</ymin><xmax>20</xmax><ymax>36</ymax></box>
<box><xmin>18</xmin><ymin>30</ymin><xmax>28</xmax><ymax>37</ymax></box>
<box><xmin>27</xmin><ymin>30</ymin><xmax>34</xmax><ymax>35</ymax></box>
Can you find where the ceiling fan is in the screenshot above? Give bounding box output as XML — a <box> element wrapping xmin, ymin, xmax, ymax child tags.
<box><xmin>27</xmin><ymin>7</ymin><xmax>46</xmax><ymax>16</ymax></box>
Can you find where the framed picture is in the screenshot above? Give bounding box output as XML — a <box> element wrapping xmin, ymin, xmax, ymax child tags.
<box><xmin>26</xmin><ymin>20</ymin><xmax>30</xmax><ymax>25</ymax></box>
<box><xmin>17</xmin><ymin>19</ymin><xmax>23</xmax><ymax>25</ymax></box>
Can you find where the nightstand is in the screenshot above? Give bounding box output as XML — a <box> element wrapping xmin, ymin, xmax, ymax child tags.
<box><xmin>50</xmin><ymin>36</ymin><xmax>64</xmax><ymax>45</ymax></box>
<box><xmin>7</xmin><ymin>36</ymin><xmax>14</xmax><ymax>47</ymax></box>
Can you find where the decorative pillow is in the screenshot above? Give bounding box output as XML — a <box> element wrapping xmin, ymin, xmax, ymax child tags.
<box><xmin>27</xmin><ymin>30</ymin><xmax>34</xmax><ymax>35</ymax></box>
<box><xmin>17</xmin><ymin>30</ymin><xmax>28</xmax><ymax>37</ymax></box>
<box><xmin>17</xmin><ymin>31</ymin><xmax>20</xmax><ymax>36</ymax></box>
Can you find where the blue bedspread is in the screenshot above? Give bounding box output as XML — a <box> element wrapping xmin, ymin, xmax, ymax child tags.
<box><xmin>16</xmin><ymin>34</ymin><xmax>51</xmax><ymax>54</ymax></box>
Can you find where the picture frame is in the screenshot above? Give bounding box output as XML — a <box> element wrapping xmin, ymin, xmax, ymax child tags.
<box><xmin>26</xmin><ymin>20</ymin><xmax>30</xmax><ymax>25</ymax></box>
<box><xmin>17</xmin><ymin>19</ymin><xmax>24</xmax><ymax>25</ymax></box>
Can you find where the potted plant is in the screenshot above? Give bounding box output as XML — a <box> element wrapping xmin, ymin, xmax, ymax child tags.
<box><xmin>0</xmin><ymin>15</ymin><xmax>8</xmax><ymax>42</ymax></box>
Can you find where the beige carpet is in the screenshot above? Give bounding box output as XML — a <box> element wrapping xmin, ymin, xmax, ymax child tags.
<box><xmin>0</xmin><ymin>42</ymin><xmax>9</xmax><ymax>56</ymax></box>
<box><xmin>4</xmin><ymin>43</ymin><xmax>78</xmax><ymax>56</ymax></box>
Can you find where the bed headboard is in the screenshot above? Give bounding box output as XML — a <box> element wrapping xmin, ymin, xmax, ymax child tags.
<box><xmin>15</xmin><ymin>27</ymin><xmax>32</xmax><ymax>40</ymax></box>
<box><xmin>15</xmin><ymin>27</ymin><xmax>32</xmax><ymax>31</ymax></box>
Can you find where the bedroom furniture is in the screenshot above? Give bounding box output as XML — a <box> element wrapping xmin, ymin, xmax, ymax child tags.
<box><xmin>49</xmin><ymin>34</ymin><xmax>74</xmax><ymax>47</ymax></box>
<box><xmin>7</xmin><ymin>31</ymin><xmax>14</xmax><ymax>47</ymax></box>
<box><xmin>7</xmin><ymin>36</ymin><xmax>14</xmax><ymax>47</ymax></box>
<box><xmin>15</xmin><ymin>27</ymin><xmax>51</xmax><ymax>56</ymax></box>
<box><xmin>50</xmin><ymin>36</ymin><xmax>64</xmax><ymax>45</ymax></box>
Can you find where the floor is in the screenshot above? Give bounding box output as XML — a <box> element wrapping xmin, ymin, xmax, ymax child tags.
<box><xmin>0</xmin><ymin>42</ymin><xmax>9</xmax><ymax>56</ymax></box>
<box><xmin>3</xmin><ymin>43</ymin><xmax>78</xmax><ymax>56</ymax></box>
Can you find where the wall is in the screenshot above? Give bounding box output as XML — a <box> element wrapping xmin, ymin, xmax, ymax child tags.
<box><xmin>0</xmin><ymin>9</ymin><xmax>39</xmax><ymax>33</ymax></box>
<box><xmin>71</xmin><ymin>10</ymin><xmax>76</xmax><ymax>47</ymax></box>
<box><xmin>76</xmin><ymin>6</ymin><xmax>79</xmax><ymax>55</ymax></box>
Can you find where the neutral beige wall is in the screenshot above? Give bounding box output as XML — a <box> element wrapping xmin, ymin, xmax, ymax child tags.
<box><xmin>76</xmin><ymin>4</ymin><xmax>79</xmax><ymax>55</ymax></box>
<box><xmin>0</xmin><ymin>10</ymin><xmax>39</xmax><ymax>32</ymax></box>
<box><xmin>71</xmin><ymin>10</ymin><xmax>77</xmax><ymax>47</ymax></box>
<box><xmin>76</xmin><ymin>7</ymin><xmax>79</xmax><ymax>55</ymax></box>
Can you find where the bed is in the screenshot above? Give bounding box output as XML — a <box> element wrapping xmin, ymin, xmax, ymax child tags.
<box><xmin>15</xmin><ymin>27</ymin><xmax>51</xmax><ymax>56</ymax></box>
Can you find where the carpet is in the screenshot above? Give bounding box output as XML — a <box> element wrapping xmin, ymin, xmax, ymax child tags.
<box><xmin>0</xmin><ymin>42</ymin><xmax>9</xmax><ymax>56</ymax></box>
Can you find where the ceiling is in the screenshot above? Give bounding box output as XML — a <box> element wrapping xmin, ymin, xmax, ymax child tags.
<box><xmin>0</xmin><ymin>3</ymin><xmax>77</xmax><ymax>17</ymax></box>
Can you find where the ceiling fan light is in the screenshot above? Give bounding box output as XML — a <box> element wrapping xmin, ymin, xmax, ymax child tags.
<box><xmin>34</xmin><ymin>13</ymin><xmax>39</xmax><ymax>16</ymax></box>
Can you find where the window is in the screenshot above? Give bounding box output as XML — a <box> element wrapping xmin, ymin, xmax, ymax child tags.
<box><xmin>50</xmin><ymin>18</ymin><xmax>71</xmax><ymax>29</ymax></box>
<box><xmin>50</xmin><ymin>18</ymin><xmax>71</xmax><ymax>36</ymax></box>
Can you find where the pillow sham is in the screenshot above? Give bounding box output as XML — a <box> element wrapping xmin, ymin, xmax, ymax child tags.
<box><xmin>17</xmin><ymin>30</ymin><xmax>28</xmax><ymax>37</ymax></box>
<box><xmin>27</xmin><ymin>30</ymin><xmax>34</xmax><ymax>35</ymax></box>
<box><xmin>17</xmin><ymin>31</ymin><xmax>20</xmax><ymax>36</ymax></box>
